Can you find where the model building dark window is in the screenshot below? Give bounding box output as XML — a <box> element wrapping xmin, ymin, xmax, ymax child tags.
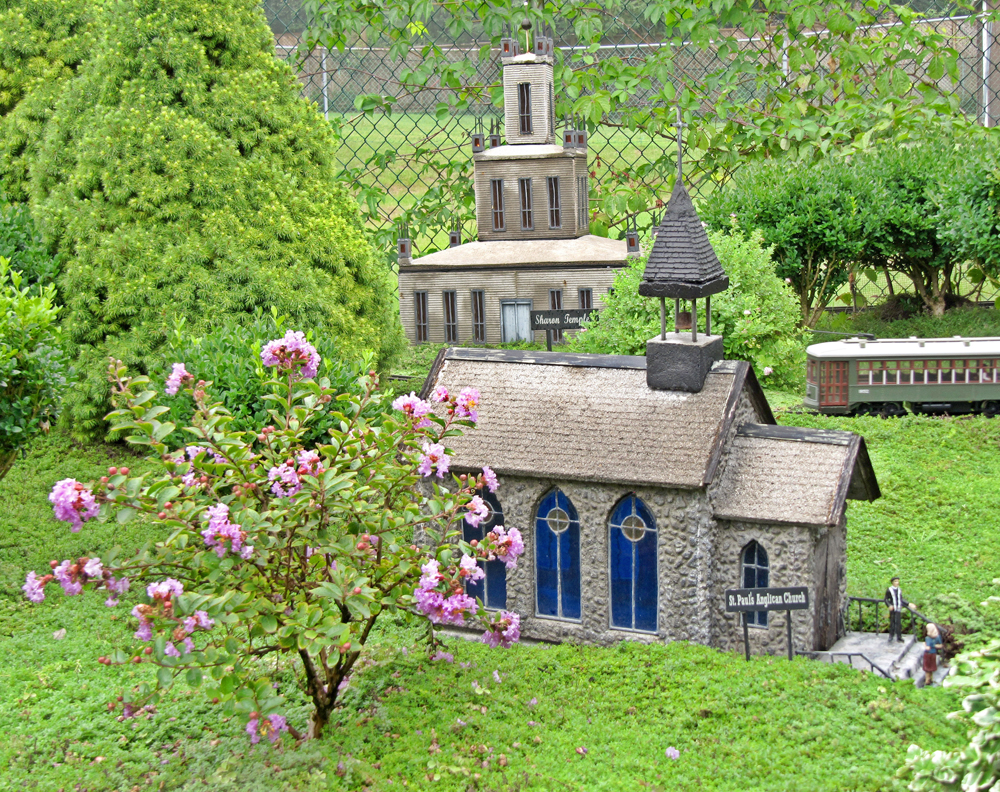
<box><xmin>546</xmin><ymin>176</ymin><xmax>561</xmax><ymax>228</ymax></box>
<box><xmin>443</xmin><ymin>290</ymin><xmax>458</xmax><ymax>342</ymax></box>
<box><xmin>741</xmin><ymin>541</ymin><xmax>769</xmax><ymax>627</ymax></box>
<box><xmin>490</xmin><ymin>179</ymin><xmax>505</xmax><ymax>231</ymax></box>
<box><xmin>518</xmin><ymin>178</ymin><xmax>533</xmax><ymax>230</ymax></box>
<box><xmin>549</xmin><ymin>288</ymin><xmax>563</xmax><ymax>342</ymax></box>
<box><xmin>535</xmin><ymin>489</ymin><xmax>581</xmax><ymax>620</ymax></box>
<box><xmin>414</xmin><ymin>291</ymin><xmax>428</xmax><ymax>343</ymax></box>
<box><xmin>577</xmin><ymin>176</ymin><xmax>589</xmax><ymax>227</ymax></box>
<box><xmin>579</xmin><ymin>288</ymin><xmax>593</xmax><ymax>311</ymax></box>
<box><xmin>609</xmin><ymin>495</ymin><xmax>657</xmax><ymax>632</ymax></box>
<box><xmin>463</xmin><ymin>489</ymin><xmax>507</xmax><ymax>608</ymax></box>
<box><xmin>471</xmin><ymin>290</ymin><xmax>486</xmax><ymax>343</ymax></box>
<box><xmin>517</xmin><ymin>83</ymin><xmax>532</xmax><ymax>135</ymax></box>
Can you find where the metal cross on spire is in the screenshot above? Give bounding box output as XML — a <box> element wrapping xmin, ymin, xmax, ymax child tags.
<box><xmin>673</xmin><ymin>105</ymin><xmax>687</xmax><ymax>183</ymax></box>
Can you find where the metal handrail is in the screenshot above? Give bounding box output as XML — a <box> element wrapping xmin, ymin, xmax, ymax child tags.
<box><xmin>844</xmin><ymin>595</ymin><xmax>931</xmax><ymax>636</ymax></box>
<box><xmin>798</xmin><ymin>650</ymin><xmax>892</xmax><ymax>679</ymax></box>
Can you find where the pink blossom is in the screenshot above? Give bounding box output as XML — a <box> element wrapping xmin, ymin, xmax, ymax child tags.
<box><xmin>104</xmin><ymin>576</ymin><xmax>130</xmax><ymax>606</ymax></box>
<box><xmin>465</xmin><ymin>495</ymin><xmax>489</xmax><ymax>527</ymax></box>
<box><xmin>49</xmin><ymin>479</ymin><xmax>99</xmax><ymax>532</ymax></box>
<box><xmin>165</xmin><ymin>363</ymin><xmax>192</xmax><ymax>396</ymax></box>
<box><xmin>762</xmin><ymin>366</ymin><xmax>773</xmax><ymax>376</ymax></box>
<box><xmin>201</xmin><ymin>503</ymin><xmax>248</xmax><ymax>557</ymax></box>
<box><xmin>490</xmin><ymin>526</ymin><xmax>525</xmax><ymax>570</ymax></box>
<box><xmin>414</xmin><ymin>588</ymin><xmax>445</xmax><ymax>621</ymax></box>
<box><xmin>22</xmin><ymin>571</ymin><xmax>46</xmax><ymax>603</ymax></box>
<box><xmin>459</xmin><ymin>554</ymin><xmax>485</xmax><ymax>583</ymax></box>
<box><xmin>482</xmin><ymin>612</ymin><xmax>520</xmax><ymax>648</ymax></box>
<box><xmin>419</xmin><ymin>559</ymin><xmax>442</xmax><ymax>590</ymax></box>
<box><xmin>184</xmin><ymin>610</ymin><xmax>215</xmax><ymax>632</ymax></box>
<box><xmin>441</xmin><ymin>593</ymin><xmax>477</xmax><ymax>625</ymax></box>
<box><xmin>296</xmin><ymin>450</ymin><xmax>324</xmax><ymax>477</ymax></box>
<box><xmin>53</xmin><ymin>560</ymin><xmax>82</xmax><ymax>595</ymax></box>
<box><xmin>133</xmin><ymin>611</ymin><xmax>153</xmax><ymax>641</ymax></box>
<box><xmin>493</xmin><ymin>670</ymin><xmax>503</xmax><ymax>684</ymax></box>
<box><xmin>147</xmin><ymin>578</ymin><xmax>183</xmax><ymax>601</ymax></box>
<box><xmin>183</xmin><ymin>637</ymin><xmax>195</xmax><ymax>653</ymax></box>
<box><xmin>417</xmin><ymin>442</ymin><xmax>449</xmax><ymax>479</ymax></box>
<box><xmin>268</xmin><ymin>461</ymin><xmax>301</xmax><ymax>498</ymax></box>
<box><xmin>665</xmin><ymin>747</ymin><xmax>681</xmax><ymax>760</ymax></box>
<box><xmin>482</xmin><ymin>465</ymin><xmax>499</xmax><ymax>493</ymax></box>
<box><xmin>164</xmin><ymin>641</ymin><xmax>181</xmax><ymax>658</ymax></box>
<box><xmin>432</xmin><ymin>650</ymin><xmax>454</xmax><ymax>663</ymax></box>
<box><xmin>392</xmin><ymin>392</ymin><xmax>433</xmax><ymax>428</ymax></box>
<box><xmin>248</xmin><ymin>714</ymin><xmax>289</xmax><ymax>744</ymax></box>
<box><xmin>261</xmin><ymin>331</ymin><xmax>321</xmax><ymax>379</ymax></box>
<box><xmin>83</xmin><ymin>557</ymin><xmax>103</xmax><ymax>578</ymax></box>
<box><xmin>455</xmin><ymin>388</ymin><xmax>480</xmax><ymax>422</ymax></box>
<box><xmin>430</xmin><ymin>385</ymin><xmax>449</xmax><ymax>403</ymax></box>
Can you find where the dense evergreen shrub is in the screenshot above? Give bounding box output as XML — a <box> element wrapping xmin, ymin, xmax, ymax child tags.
<box><xmin>0</xmin><ymin>258</ymin><xmax>68</xmax><ymax>482</ymax></box>
<box><xmin>0</xmin><ymin>0</ymin><xmax>98</xmax><ymax>203</ymax></box>
<box><xmin>145</xmin><ymin>312</ymin><xmax>388</xmax><ymax>449</ymax></box>
<box><xmin>28</xmin><ymin>0</ymin><xmax>404</xmax><ymax>439</ymax></box>
<box><xmin>571</xmin><ymin>229</ymin><xmax>806</xmax><ymax>390</ymax></box>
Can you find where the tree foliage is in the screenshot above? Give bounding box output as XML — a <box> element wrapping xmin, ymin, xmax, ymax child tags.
<box><xmin>26</xmin><ymin>0</ymin><xmax>403</xmax><ymax>439</ymax></box>
<box><xmin>0</xmin><ymin>257</ymin><xmax>67</xmax><ymax>482</ymax></box>
<box><xmin>21</xmin><ymin>336</ymin><xmax>521</xmax><ymax>739</ymax></box>
<box><xmin>570</xmin><ymin>228</ymin><xmax>806</xmax><ymax>390</ymax></box>
<box><xmin>305</xmin><ymin>0</ymin><xmax>974</xmax><ymax>249</ymax></box>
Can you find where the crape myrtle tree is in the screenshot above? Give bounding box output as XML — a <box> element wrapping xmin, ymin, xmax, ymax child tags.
<box><xmin>28</xmin><ymin>0</ymin><xmax>404</xmax><ymax>439</ymax></box>
<box><xmin>20</xmin><ymin>331</ymin><xmax>524</xmax><ymax>739</ymax></box>
<box><xmin>304</xmin><ymin>0</ymin><xmax>970</xmax><ymax>250</ymax></box>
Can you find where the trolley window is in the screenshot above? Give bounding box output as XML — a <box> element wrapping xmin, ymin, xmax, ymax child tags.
<box><xmin>819</xmin><ymin>361</ymin><xmax>849</xmax><ymax>406</ymax></box>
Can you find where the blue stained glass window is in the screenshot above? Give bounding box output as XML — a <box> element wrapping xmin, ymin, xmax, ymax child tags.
<box><xmin>535</xmin><ymin>489</ymin><xmax>581</xmax><ymax>620</ymax></box>
<box><xmin>463</xmin><ymin>490</ymin><xmax>507</xmax><ymax>609</ymax></box>
<box><xmin>609</xmin><ymin>496</ymin><xmax>657</xmax><ymax>632</ymax></box>
<box><xmin>741</xmin><ymin>541</ymin><xmax>769</xmax><ymax>627</ymax></box>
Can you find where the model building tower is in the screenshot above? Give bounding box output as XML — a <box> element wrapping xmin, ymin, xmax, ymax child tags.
<box><xmin>397</xmin><ymin>22</ymin><xmax>628</xmax><ymax>346</ymax></box>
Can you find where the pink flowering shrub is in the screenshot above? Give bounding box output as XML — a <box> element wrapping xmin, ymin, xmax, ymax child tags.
<box><xmin>20</xmin><ymin>333</ymin><xmax>521</xmax><ymax>740</ymax></box>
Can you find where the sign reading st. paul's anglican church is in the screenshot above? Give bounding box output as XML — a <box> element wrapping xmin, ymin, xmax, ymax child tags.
<box><xmin>725</xmin><ymin>587</ymin><xmax>810</xmax><ymax>612</ymax></box>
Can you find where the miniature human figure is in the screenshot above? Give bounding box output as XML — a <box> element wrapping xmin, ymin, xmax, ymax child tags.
<box><xmin>923</xmin><ymin>623</ymin><xmax>942</xmax><ymax>686</ymax></box>
<box><xmin>884</xmin><ymin>576</ymin><xmax>917</xmax><ymax>643</ymax></box>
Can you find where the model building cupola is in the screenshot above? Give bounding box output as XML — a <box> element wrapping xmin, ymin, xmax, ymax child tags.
<box><xmin>641</xmin><ymin>131</ymin><xmax>730</xmax><ymax>394</ymax></box>
<box><xmin>501</xmin><ymin>20</ymin><xmax>555</xmax><ymax>145</ymax></box>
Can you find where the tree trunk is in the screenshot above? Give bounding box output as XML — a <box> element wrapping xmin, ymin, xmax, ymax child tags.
<box><xmin>0</xmin><ymin>450</ymin><xmax>17</xmax><ymax>484</ymax></box>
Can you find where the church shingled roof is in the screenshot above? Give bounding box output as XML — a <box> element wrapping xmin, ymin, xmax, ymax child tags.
<box><xmin>638</xmin><ymin>180</ymin><xmax>729</xmax><ymax>299</ymax></box>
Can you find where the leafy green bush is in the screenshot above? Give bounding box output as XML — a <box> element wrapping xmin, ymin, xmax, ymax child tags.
<box><xmin>0</xmin><ymin>193</ymin><xmax>57</xmax><ymax>289</ymax></box>
<box><xmin>702</xmin><ymin>158</ymin><xmax>860</xmax><ymax>326</ymax></box>
<box><xmin>0</xmin><ymin>258</ymin><xmax>68</xmax><ymax>482</ymax></box>
<box><xmin>145</xmin><ymin>312</ymin><xmax>387</xmax><ymax>450</ymax></box>
<box><xmin>27</xmin><ymin>0</ymin><xmax>403</xmax><ymax>439</ymax></box>
<box><xmin>571</xmin><ymin>228</ymin><xmax>806</xmax><ymax>390</ymax></box>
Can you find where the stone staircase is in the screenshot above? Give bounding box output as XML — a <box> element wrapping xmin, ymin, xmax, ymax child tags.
<box><xmin>808</xmin><ymin>631</ymin><xmax>948</xmax><ymax>685</ymax></box>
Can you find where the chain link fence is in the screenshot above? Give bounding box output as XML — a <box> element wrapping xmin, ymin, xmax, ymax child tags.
<box><xmin>264</xmin><ymin>1</ymin><xmax>1000</xmax><ymax>307</ymax></box>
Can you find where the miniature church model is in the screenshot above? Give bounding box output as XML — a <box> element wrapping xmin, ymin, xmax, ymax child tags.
<box><xmin>420</xmin><ymin>175</ymin><xmax>881</xmax><ymax>656</ymax></box>
<box><xmin>397</xmin><ymin>23</ymin><xmax>629</xmax><ymax>345</ymax></box>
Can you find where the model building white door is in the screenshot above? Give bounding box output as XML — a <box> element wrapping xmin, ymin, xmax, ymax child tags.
<box><xmin>500</xmin><ymin>300</ymin><xmax>531</xmax><ymax>343</ymax></box>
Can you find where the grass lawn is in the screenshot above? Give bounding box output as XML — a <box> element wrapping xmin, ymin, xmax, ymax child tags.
<box><xmin>2</xmin><ymin>398</ymin><xmax>998</xmax><ymax>789</ymax></box>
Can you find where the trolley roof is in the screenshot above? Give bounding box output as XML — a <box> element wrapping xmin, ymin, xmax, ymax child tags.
<box><xmin>806</xmin><ymin>336</ymin><xmax>1000</xmax><ymax>360</ymax></box>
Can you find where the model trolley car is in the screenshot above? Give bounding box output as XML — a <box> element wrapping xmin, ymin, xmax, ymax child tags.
<box><xmin>805</xmin><ymin>336</ymin><xmax>1000</xmax><ymax>416</ymax></box>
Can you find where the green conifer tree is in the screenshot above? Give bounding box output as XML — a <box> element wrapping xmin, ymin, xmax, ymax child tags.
<box><xmin>0</xmin><ymin>0</ymin><xmax>98</xmax><ymax>202</ymax></box>
<box><xmin>29</xmin><ymin>0</ymin><xmax>403</xmax><ymax>438</ymax></box>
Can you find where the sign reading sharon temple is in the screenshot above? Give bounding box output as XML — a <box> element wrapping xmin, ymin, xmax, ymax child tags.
<box><xmin>530</xmin><ymin>309</ymin><xmax>598</xmax><ymax>331</ymax></box>
<box><xmin>725</xmin><ymin>587</ymin><xmax>810</xmax><ymax>612</ymax></box>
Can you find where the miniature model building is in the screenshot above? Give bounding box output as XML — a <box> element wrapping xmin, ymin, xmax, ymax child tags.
<box><xmin>419</xmin><ymin>180</ymin><xmax>881</xmax><ymax>655</ymax></box>
<box><xmin>397</xmin><ymin>24</ymin><xmax>629</xmax><ymax>346</ymax></box>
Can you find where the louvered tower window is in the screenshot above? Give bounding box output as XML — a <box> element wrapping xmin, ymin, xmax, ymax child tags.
<box><xmin>517</xmin><ymin>83</ymin><xmax>532</xmax><ymax>134</ymax></box>
<box><xmin>547</xmin><ymin>176</ymin><xmax>561</xmax><ymax>228</ymax></box>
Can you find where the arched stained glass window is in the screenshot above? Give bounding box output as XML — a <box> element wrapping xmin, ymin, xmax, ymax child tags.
<box><xmin>742</xmin><ymin>541</ymin><xmax>769</xmax><ymax>627</ymax></box>
<box><xmin>609</xmin><ymin>495</ymin><xmax>657</xmax><ymax>632</ymax></box>
<box><xmin>535</xmin><ymin>489</ymin><xmax>581</xmax><ymax>620</ymax></box>
<box><xmin>463</xmin><ymin>490</ymin><xmax>507</xmax><ymax>609</ymax></box>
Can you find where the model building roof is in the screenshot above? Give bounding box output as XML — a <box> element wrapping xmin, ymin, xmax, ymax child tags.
<box><xmin>474</xmin><ymin>144</ymin><xmax>585</xmax><ymax>162</ymax></box>
<box><xmin>711</xmin><ymin>424</ymin><xmax>880</xmax><ymax>526</ymax></box>
<box><xmin>421</xmin><ymin>349</ymin><xmax>773</xmax><ymax>489</ymax></box>
<box><xmin>419</xmin><ymin>349</ymin><xmax>878</xmax><ymax>524</ymax></box>
<box><xmin>405</xmin><ymin>235</ymin><xmax>627</xmax><ymax>270</ymax></box>
<box><xmin>639</xmin><ymin>180</ymin><xmax>729</xmax><ymax>299</ymax></box>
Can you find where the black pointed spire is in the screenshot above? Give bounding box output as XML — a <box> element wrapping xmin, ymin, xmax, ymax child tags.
<box><xmin>638</xmin><ymin>179</ymin><xmax>728</xmax><ymax>299</ymax></box>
